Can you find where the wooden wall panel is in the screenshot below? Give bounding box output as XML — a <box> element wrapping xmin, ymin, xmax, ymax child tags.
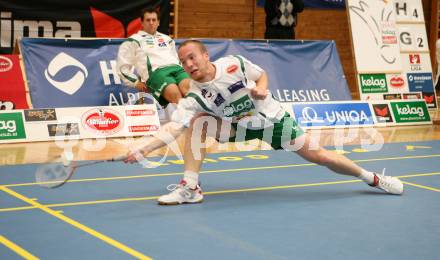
<box><xmin>299</xmin><ymin>9</ymin><xmax>356</xmax><ymax>98</ymax></box>
<box><xmin>178</xmin><ymin>0</ymin><xmax>255</xmax><ymax>39</ymax></box>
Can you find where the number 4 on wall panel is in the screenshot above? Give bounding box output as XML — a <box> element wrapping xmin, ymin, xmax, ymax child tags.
<box><xmin>394</xmin><ymin>0</ymin><xmax>425</xmax><ymax>23</ymax></box>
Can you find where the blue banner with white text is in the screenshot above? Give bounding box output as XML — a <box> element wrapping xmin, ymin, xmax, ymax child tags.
<box><xmin>20</xmin><ymin>38</ymin><xmax>139</xmax><ymax>108</ymax></box>
<box><xmin>292</xmin><ymin>102</ymin><xmax>374</xmax><ymax>128</ymax></box>
<box><xmin>20</xmin><ymin>38</ymin><xmax>351</xmax><ymax>108</ymax></box>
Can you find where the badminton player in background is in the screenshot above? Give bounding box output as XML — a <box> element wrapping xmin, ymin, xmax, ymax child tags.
<box><xmin>124</xmin><ymin>39</ymin><xmax>404</xmax><ymax>205</ymax></box>
<box><xmin>117</xmin><ymin>7</ymin><xmax>190</xmax><ymax>106</ymax></box>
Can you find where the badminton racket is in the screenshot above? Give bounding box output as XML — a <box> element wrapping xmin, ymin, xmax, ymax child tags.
<box><xmin>35</xmin><ymin>155</ymin><xmax>127</xmax><ymax>189</ymax></box>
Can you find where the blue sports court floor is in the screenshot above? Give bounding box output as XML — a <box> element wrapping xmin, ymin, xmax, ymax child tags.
<box><xmin>1</xmin><ymin>140</ymin><xmax>440</xmax><ymax>260</ymax></box>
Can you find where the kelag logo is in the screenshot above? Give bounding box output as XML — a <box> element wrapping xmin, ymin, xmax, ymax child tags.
<box><xmin>359</xmin><ymin>74</ymin><xmax>388</xmax><ymax>93</ymax></box>
<box><xmin>390</xmin><ymin>101</ymin><xmax>430</xmax><ymax>123</ymax></box>
<box><xmin>44</xmin><ymin>52</ymin><xmax>88</xmax><ymax>95</ymax></box>
<box><xmin>292</xmin><ymin>102</ymin><xmax>374</xmax><ymax>127</ymax></box>
<box><xmin>0</xmin><ymin>112</ymin><xmax>26</xmax><ymax>140</ymax></box>
<box><xmin>223</xmin><ymin>95</ymin><xmax>255</xmax><ymax>117</ymax></box>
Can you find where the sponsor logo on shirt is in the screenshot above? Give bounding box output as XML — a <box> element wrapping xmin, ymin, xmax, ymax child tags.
<box><xmin>223</xmin><ymin>95</ymin><xmax>255</xmax><ymax>117</ymax></box>
<box><xmin>226</xmin><ymin>64</ymin><xmax>238</xmax><ymax>74</ymax></box>
<box><xmin>201</xmin><ymin>89</ymin><xmax>215</xmax><ymax>99</ymax></box>
<box><xmin>158</xmin><ymin>38</ymin><xmax>167</xmax><ymax>47</ymax></box>
<box><xmin>214</xmin><ymin>94</ymin><xmax>225</xmax><ymax>107</ymax></box>
<box><xmin>227</xmin><ymin>81</ymin><xmax>245</xmax><ymax>94</ymax></box>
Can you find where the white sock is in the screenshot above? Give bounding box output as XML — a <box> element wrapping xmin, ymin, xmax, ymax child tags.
<box><xmin>183</xmin><ymin>170</ymin><xmax>199</xmax><ymax>189</ymax></box>
<box><xmin>358</xmin><ymin>169</ymin><xmax>375</xmax><ymax>184</ymax></box>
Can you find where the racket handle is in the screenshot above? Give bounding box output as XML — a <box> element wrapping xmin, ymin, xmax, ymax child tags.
<box><xmin>111</xmin><ymin>155</ymin><xmax>127</xmax><ymax>162</ymax></box>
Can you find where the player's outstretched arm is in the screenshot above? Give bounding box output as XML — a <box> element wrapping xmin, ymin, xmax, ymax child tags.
<box><xmin>124</xmin><ymin>121</ymin><xmax>185</xmax><ymax>163</ymax></box>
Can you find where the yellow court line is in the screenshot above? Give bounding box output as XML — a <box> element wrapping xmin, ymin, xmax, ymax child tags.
<box><xmin>0</xmin><ymin>235</ymin><xmax>39</xmax><ymax>260</ymax></box>
<box><xmin>46</xmin><ymin>196</ymin><xmax>160</xmax><ymax>209</ymax></box>
<box><xmin>397</xmin><ymin>172</ymin><xmax>440</xmax><ymax>179</ymax></box>
<box><xmin>2</xmin><ymin>171</ymin><xmax>440</xmax><ymax>213</ymax></box>
<box><xmin>0</xmin><ymin>206</ymin><xmax>36</xmax><ymax>213</ymax></box>
<box><xmin>0</xmin><ymin>186</ymin><xmax>152</xmax><ymax>260</ymax></box>
<box><xmin>402</xmin><ymin>181</ymin><xmax>440</xmax><ymax>193</ymax></box>
<box><xmin>42</xmin><ymin>180</ymin><xmax>361</xmax><ymax>209</ymax></box>
<box><xmin>4</xmin><ymin>153</ymin><xmax>440</xmax><ymax>188</ymax></box>
<box><xmin>29</xmin><ymin>171</ymin><xmax>440</xmax><ymax>208</ymax></box>
<box><xmin>7</xmin><ymin>163</ymin><xmax>316</xmax><ymax>188</ymax></box>
<box><xmin>204</xmin><ymin>179</ymin><xmax>361</xmax><ymax>195</ymax></box>
<box><xmin>353</xmin><ymin>154</ymin><xmax>440</xmax><ymax>163</ymax></box>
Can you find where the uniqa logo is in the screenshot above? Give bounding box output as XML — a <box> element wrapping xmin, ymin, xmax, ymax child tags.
<box><xmin>301</xmin><ymin>107</ymin><xmax>324</xmax><ymax>123</ymax></box>
<box><xmin>361</xmin><ymin>76</ymin><xmax>386</xmax><ymax>88</ymax></box>
<box><xmin>223</xmin><ymin>96</ymin><xmax>254</xmax><ymax>117</ymax></box>
<box><xmin>44</xmin><ymin>52</ymin><xmax>88</xmax><ymax>95</ymax></box>
<box><xmin>301</xmin><ymin>107</ymin><xmax>369</xmax><ymax>123</ymax></box>
<box><xmin>396</xmin><ymin>105</ymin><xmax>424</xmax><ymax>117</ymax></box>
<box><xmin>0</xmin><ymin>120</ymin><xmax>16</xmax><ymax>132</ymax></box>
<box><xmin>325</xmin><ymin>110</ymin><xmax>369</xmax><ymax>123</ymax></box>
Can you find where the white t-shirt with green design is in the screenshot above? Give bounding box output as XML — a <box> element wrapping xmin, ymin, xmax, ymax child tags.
<box><xmin>117</xmin><ymin>31</ymin><xmax>180</xmax><ymax>86</ymax></box>
<box><xmin>171</xmin><ymin>55</ymin><xmax>286</xmax><ymax>129</ymax></box>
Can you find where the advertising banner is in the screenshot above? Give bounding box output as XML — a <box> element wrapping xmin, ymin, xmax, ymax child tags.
<box><xmin>291</xmin><ymin>102</ymin><xmax>374</xmax><ymax>128</ymax></box>
<box><xmin>291</xmin><ymin>100</ymin><xmax>431</xmax><ymax>129</ymax></box>
<box><xmin>20</xmin><ymin>38</ymin><xmax>140</xmax><ymax>108</ymax></box>
<box><xmin>0</xmin><ymin>54</ymin><xmax>29</xmax><ymax>109</ymax></box>
<box><xmin>20</xmin><ymin>38</ymin><xmax>351</xmax><ymax>108</ymax></box>
<box><xmin>0</xmin><ymin>0</ymin><xmax>170</xmax><ymax>54</ymax></box>
<box><xmin>389</xmin><ymin>100</ymin><xmax>430</xmax><ymax>123</ymax></box>
<box><xmin>347</xmin><ymin>0</ymin><xmax>401</xmax><ymax>73</ymax></box>
<box><xmin>207</xmin><ymin>40</ymin><xmax>352</xmax><ymax>103</ymax></box>
<box><xmin>370</xmin><ymin>99</ymin><xmax>431</xmax><ymax>126</ymax></box>
<box><xmin>348</xmin><ymin>0</ymin><xmax>437</xmax><ymax>109</ymax></box>
<box><xmin>0</xmin><ymin>104</ymin><xmax>160</xmax><ymax>144</ymax></box>
<box><xmin>0</xmin><ymin>112</ymin><xmax>26</xmax><ymax>140</ymax></box>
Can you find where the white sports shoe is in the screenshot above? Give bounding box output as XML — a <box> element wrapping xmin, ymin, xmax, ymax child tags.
<box><xmin>369</xmin><ymin>169</ymin><xmax>403</xmax><ymax>195</ymax></box>
<box><xmin>158</xmin><ymin>180</ymin><xmax>204</xmax><ymax>205</ymax></box>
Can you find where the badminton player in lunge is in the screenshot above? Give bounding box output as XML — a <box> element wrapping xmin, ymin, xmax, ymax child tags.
<box><xmin>124</xmin><ymin>40</ymin><xmax>403</xmax><ymax>205</ymax></box>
